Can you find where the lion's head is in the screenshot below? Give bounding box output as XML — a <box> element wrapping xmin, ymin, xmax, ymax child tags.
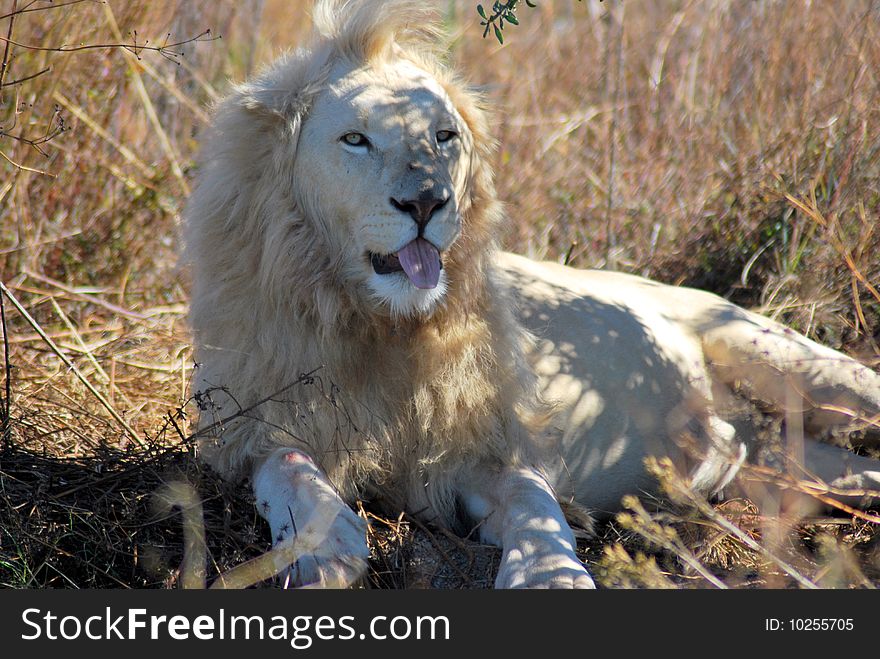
<box><xmin>296</xmin><ymin>54</ymin><xmax>475</xmax><ymax>317</ymax></box>
<box><xmin>187</xmin><ymin>0</ymin><xmax>500</xmax><ymax>328</ymax></box>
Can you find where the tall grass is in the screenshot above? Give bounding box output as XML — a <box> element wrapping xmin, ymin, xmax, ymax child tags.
<box><xmin>0</xmin><ymin>0</ymin><xmax>878</xmax><ymax>588</ymax></box>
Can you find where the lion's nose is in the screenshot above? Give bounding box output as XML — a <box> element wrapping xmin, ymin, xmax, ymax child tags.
<box><xmin>390</xmin><ymin>194</ymin><xmax>449</xmax><ymax>232</ymax></box>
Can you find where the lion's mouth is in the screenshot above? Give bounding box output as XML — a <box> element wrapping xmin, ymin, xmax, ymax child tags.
<box><xmin>370</xmin><ymin>252</ymin><xmax>404</xmax><ymax>275</ymax></box>
<box><xmin>370</xmin><ymin>238</ymin><xmax>443</xmax><ymax>290</ymax></box>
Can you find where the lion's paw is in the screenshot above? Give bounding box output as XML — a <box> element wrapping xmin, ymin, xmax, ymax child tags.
<box><xmin>274</xmin><ymin>505</ymin><xmax>370</xmax><ymax>588</ymax></box>
<box><xmin>495</xmin><ymin>547</ymin><xmax>595</xmax><ymax>589</ymax></box>
<box><xmin>255</xmin><ymin>448</ymin><xmax>370</xmax><ymax>589</ymax></box>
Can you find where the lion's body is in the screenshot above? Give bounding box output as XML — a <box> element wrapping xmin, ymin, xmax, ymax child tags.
<box><xmin>185</xmin><ymin>0</ymin><xmax>880</xmax><ymax>588</ymax></box>
<box><xmin>502</xmin><ymin>252</ymin><xmax>724</xmax><ymax>514</ymax></box>
<box><xmin>499</xmin><ymin>252</ymin><xmax>880</xmax><ymax>516</ymax></box>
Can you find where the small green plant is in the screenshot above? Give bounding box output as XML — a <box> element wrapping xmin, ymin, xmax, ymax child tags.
<box><xmin>477</xmin><ymin>0</ymin><xmax>590</xmax><ymax>44</ymax></box>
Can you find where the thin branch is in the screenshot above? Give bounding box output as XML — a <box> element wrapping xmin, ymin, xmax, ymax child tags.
<box><xmin>0</xmin><ymin>0</ymin><xmax>18</xmax><ymax>97</ymax></box>
<box><xmin>187</xmin><ymin>368</ymin><xmax>324</xmax><ymax>443</ymax></box>
<box><xmin>0</xmin><ymin>105</ymin><xmax>66</xmax><ymax>156</ymax></box>
<box><xmin>0</xmin><ymin>0</ymin><xmax>96</xmax><ymax>22</ymax></box>
<box><xmin>1</xmin><ymin>65</ymin><xmax>50</xmax><ymax>87</ymax></box>
<box><xmin>0</xmin><ymin>28</ymin><xmax>219</xmax><ymax>63</ymax></box>
<box><xmin>0</xmin><ymin>286</ymin><xmax>10</xmax><ymax>445</ymax></box>
<box><xmin>0</xmin><ymin>147</ymin><xmax>54</xmax><ymax>176</ymax></box>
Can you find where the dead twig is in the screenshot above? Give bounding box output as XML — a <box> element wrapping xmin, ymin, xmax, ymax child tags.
<box><xmin>0</xmin><ymin>0</ymin><xmax>17</xmax><ymax>96</ymax></box>
<box><xmin>0</xmin><ymin>28</ymin><xmax>219</xmax><ymax>63</ymax></box>
<box><xmin>1</xmin><ymin>284</ymin><xmax>10</xmax><ymax>445</ymax></box>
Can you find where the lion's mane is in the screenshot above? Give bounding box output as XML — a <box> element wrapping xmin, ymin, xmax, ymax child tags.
<box><xmin>184</xmin><ymin>0</ymin><xmax>545</xmax><ymax>523</ymax></box>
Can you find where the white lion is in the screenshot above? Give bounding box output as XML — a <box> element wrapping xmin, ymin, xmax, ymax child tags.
<box><xmin>184</xmin><ymin>0</ymin><xmax>880</xmax><ymax>588</ymax></box>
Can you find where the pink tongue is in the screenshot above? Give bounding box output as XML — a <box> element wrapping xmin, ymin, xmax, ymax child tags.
<box><xmin>396</xmin><ymin>238</ymin><xmax>441</xmax><ymax>289</ymax></box>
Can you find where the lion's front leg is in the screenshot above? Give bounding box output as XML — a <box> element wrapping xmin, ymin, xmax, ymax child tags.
<box><xmin>462</xmin><ymin>466</ymin><xmax>595</xmax><ymax>589</ymax></box>
<box><xmin>253</xmin><ymin>448</ymin><xmax>369</xmax><ymax>588</ymax></box>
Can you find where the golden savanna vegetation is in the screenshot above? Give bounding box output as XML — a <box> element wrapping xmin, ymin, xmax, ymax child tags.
<box><xmin>1</xmin><ymin>0</ymin><xmax>878</xmax><ymax>588</ymax></box>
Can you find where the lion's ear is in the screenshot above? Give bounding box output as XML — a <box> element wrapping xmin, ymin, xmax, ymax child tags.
<box><xmin>235</xmin><ymin>52</ymin><xmax>320</xmax><ymax>125</ymax></box>
<box><xmin>239</xmin><ymin>87</ymin><xmax>307</xmax><ymax>125</ymax></box>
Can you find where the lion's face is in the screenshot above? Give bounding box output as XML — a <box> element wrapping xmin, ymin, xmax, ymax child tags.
<box><xmin>293</xmin><ymin>58</ymin><xmax>474</xmax><ymax>318</ymax></box>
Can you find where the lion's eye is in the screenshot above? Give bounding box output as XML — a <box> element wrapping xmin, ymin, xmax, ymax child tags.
<box><xmin>436</xmin><ymin>130</ymin><xmax>457</xmax><ymax>144</ymax></box>
<box><xmin>341</xmin><ymin>132</ymin><xmax>370</xmax><ymax>148</ymax></box>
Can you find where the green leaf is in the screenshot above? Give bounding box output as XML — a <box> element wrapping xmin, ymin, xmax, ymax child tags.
<box><xmin>507</xmin><ymin>14</ymin><xmax>519</xmax><ymax>25</ymax></box>
<box><xmin>477</xmin><ymin>4</ymin><xmax>486</xmax><ymax>19</ymax></box>
<box><xmin>494</xmin><ymin>24</ymin><xmax>504</xmax><ymax>43</ymax></box>
<box><xmin>526</xmin><ymin>0</ymin><xmax>537</xmax><ymax>6</ymax></box>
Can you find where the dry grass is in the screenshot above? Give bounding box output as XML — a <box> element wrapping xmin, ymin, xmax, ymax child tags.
<box><xmin>1</xmin><ymin>0</ymin><xmax>879</xmax><ymax>588</ymax></box>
